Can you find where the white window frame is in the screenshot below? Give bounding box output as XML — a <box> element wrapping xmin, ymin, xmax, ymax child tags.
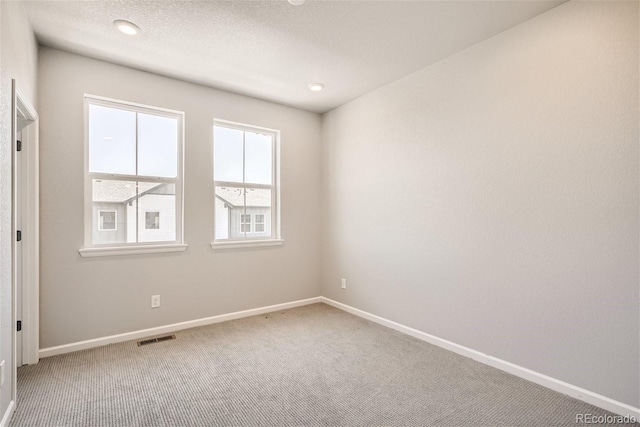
<box><xmin>212</xmin><ymin>119</ymin><xmax>283</xmax><ymax>249</ymax></box>
<box><xmin>98</xmin><ymin>210</ymin><xmax>117</xmax><ymax>231</ymax></box>
<box><xmin>80</xmin><ymin>94</ymin><xmax>187</xmax><ymax>257</ymax></box>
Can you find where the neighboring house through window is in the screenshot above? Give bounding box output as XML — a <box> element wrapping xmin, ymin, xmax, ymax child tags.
<box><xmin>83</xmin><ymin>95</ymin><xmax>184</xmax><ymax>250</ymax></box>
<box><xmin>213</xmin><ymin>120</ymin><xmax>279</xmax><ymax>243</ymax></box>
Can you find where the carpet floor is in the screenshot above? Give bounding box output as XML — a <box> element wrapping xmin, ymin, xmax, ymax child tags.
<box><xmin>10</xmin><ymin>303</ymin><xmax>638</xmax><ymax>426</ymax></box>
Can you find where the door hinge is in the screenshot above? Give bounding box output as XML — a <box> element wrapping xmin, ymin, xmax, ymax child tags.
<box><xmin>17</xmin><ymin>321</ymin><xmax>21</xmax><ymax>332</ymax></box>
<box><xmin>16</xmin><ymin>140</ymin><xmax>22</xmax><ymax>152</ymax></box>
<box><xmin>17</xmin><ymin>230</ymin><xmax>22</xmax><ymax>242</ymax></box>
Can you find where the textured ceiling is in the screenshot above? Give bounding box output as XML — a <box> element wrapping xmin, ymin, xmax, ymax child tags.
<box><xmin>24</xmin><ymin>0</ymin><xmax>565</xmax><ymax>113</ymax></box>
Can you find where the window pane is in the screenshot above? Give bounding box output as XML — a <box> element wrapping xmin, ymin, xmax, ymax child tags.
<box><xmin>138</xmin><ymin>113</ymin><xmax>178</xmax><ymax>178</ymax></box>
<box><xmin>214</xmin><ymin>194</ymin><xmax>230</xmax><ymax>240</ymax></box>
<box><xmin>89</xmin><ymin>104</ymin><xmax>136</xmax><ymax>175</ymax></box>
<box><xmin>137</xmin><ymin>183</ymin><xmax>176</xmax><ymax>243</ymax></box>
<box><xmin>215</xmin><ymin>186</ymin><xmax>244</xmax><ymax>209</ymax></box>
<box><xmin>245</xmin><ymin>131</ymin><xmax>272</xmax><ymax>185</ymax></box>
<box><xmin>92</xmin><ymin>180</ymin><xmax>175</xmax><ymax>244</ymax></box>
<box><xmin>244</xmin><ymin>187</ymin><xmax>272</xmax><ymax>237</ymax></box>
<box><xmin>214</xmin><ymin>126</ymin><xmax>243</xmax><ymax>183</ymax></box>
<box><xmin>212</xmin><ymin>122</ymin><xmax>277</xmax><ymax>242</ymax></box>
<box><xmin>92</xmin><ymin>179</ymin><xmax>136</xmax><ymax>245</ymax></box>
<box><xmin>216</xmin><ymin>187</ymin><xmax>272</xmax><ymax>239</ymax></box>
<box><xmin>215</xmin><ymin>186</ymin><xmax>243</xmax><ymax>239</ymax></box>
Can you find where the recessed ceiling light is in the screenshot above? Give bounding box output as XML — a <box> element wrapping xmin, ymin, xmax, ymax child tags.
<box><xmin>288</xmin><ymin>0</ymin><xmax>306</xmax><ymax>5</ymax></box>
<box><xmin>113</xmin><ymin>20</ymin><xmax>140</xmax><ymax>36</ymax></box>
<box><xmin>308</xmin><ymin>83</ymin><xmax>324</xmax><ymax>92</ymax></box>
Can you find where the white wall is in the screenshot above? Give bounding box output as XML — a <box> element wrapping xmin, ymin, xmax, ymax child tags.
<box><xmin>38</xmin><ymin>48</ymin><xmax>322</xmax><ymax>348</ymax></box>
<box><xmin>321</xmin><ymin>0</ymin><xmax>639</xmax><ymax>408</ymax></box>
<box><xmin>0</xmin><ymin>0</ymin><xmax>38</xmax><ymax>420</ymax></box>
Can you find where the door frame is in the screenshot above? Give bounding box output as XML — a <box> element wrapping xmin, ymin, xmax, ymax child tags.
<box><xmin>11</xmin><ymin>80</ymin><xmax>39</xmax><ymax>401</ymax></box>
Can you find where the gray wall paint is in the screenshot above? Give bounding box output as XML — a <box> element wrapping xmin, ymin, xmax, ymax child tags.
<box><xmin>0</xmin><ymin>0</ymin><xmax>38</xmax><ymax>417</ymax></box>
<box><xmin>38</xmin><ymin>48</ymin><xmax>322</xmax><ymax>349</ymax></box>
<box><xmin>320</xmin><ymin>1</ymin><xmax>639</xmax><ymax>407</ymax></box>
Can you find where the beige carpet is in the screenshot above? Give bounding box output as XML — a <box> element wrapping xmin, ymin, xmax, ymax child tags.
<box><xmin>10</xmin><ymin>303</ymin><xmax>638</xmax><ymax>426</ymax></box>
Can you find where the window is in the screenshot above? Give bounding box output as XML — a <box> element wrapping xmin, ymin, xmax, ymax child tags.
<box><xmin>99</xmin><ymin>210</ymin><xmax>117</xmax><ymax>231</ymax></box>
<box><xmin>145</xmin><ymin>211</ymin><xmax>160</xmax><ymax>229</ymax></box>
<box><xmin>240</xmin><ymin>214</ymin><xmax>251</xmax><ymax>232</ymax></box>
<box><xmin>255</xmin><ymin>214</ymin><xmax>265</xmax><ymax>233</ymax></box>
<box><xmin>81</xmin><ymin>95</ymin><xmax>185</xmax><ymax>256</ymax></box>
<box><xmin>213</xmin><ymin>120</ymin><xmax>281</xmax><ymax>247</ymax></box>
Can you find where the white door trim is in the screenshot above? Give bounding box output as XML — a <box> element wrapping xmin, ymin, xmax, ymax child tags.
<box><xmin>11</xmin><ymin>80</ymin><xmax>39</xmax><ymax>405</ymax></box>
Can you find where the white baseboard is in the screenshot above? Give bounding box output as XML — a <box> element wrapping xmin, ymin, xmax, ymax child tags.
<box><xmin>0</xmin><ymin>400</ymin><xmax>14</xmax><ymax>427</ymax></box>
<box><xmin>39</xmin><ymin>297</ymin><xmax>321</xmax><ymax>358</ymax></box>
<box><xmin>321</xmin><ymin>297</ymin><xmax>640</xmax><ymax>420</ymax></box>
<box><xmin>36</xmin><ymin>295</ymin><xmax>639</xmax><ymax>420</ymax></box>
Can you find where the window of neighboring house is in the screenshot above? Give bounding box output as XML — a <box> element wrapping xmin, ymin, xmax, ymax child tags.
<box><xmin>240</xmin><ymin>214</ymin><xmax>251</xmax><ymax>232</ymax></box>
<box><xmin>145</xmin><ymin>211</ymin><xmax>160</xmax><ymax>229</ymax></box>
<box><xmin>81</xmin><ymin>95</ymin><xmax>185</xmax><ymax>256</ymax></box>
<box><xmin>255</xmin><ymin>214</ymin><xmax>265</xmax><ymax>233</ymax></box>
<box><xmin>213</xmin><ymin>120</ymin><xmax>281</xmax><ymax>246</ymax></box>
<box><xmin>99</xmin><ymin>210</ymin><xmax>117</xmax><ymax>231</ymax></box>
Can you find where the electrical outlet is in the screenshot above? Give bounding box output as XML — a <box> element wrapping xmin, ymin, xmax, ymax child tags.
<box><xmin>0</xmin><ymin>360</ymin><xmax>5</xmax><ymax>386</ymax></box>
<box><xmin>151</xmin><ymin>295</ymin><xmax>160</xmax><ymax>308</ymax></box>
<box><xmin>341</xmin><ymin>278</ymin><xmax>347</xmax><ymax>290</ymax></box>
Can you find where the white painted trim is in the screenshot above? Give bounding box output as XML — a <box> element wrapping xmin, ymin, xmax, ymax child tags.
<box><xmin>212</xmin><ymin>118</ymin><xmax>280</xmax><ymax>135</ymax></box>
<box><xmin>11</xmin><ymin>79</ymin><xmax>18</xmax><ymax>406</ymax></box>
<box><xmin>79</xmin><ymin>243</ymin><xmax>188</xmax><ymax>257</ymax></box>
<box><xmin>35</xmin><ymin>295</ymin><xmax>639</xmax><ymax>419</ymax></box>
<box><xmin>83</xmin><ymin>94</ymin><xmax>186</xmax><ymax>250</ymax></box>
<box><xmin>0</xmin><ymin>401</ymin><xmax>14</xmax><ymax>427</ymax></box>
<box><xmin>321</xmin><ymin>297</ymin><xmax>640</xmax><ymax>420</ymax></box>
<box><xmin>18</xmin><ymin>100</ymin><xmax>39</xmax><ymax>366</ymax></box>
<box><xmin>11</xmin><ymin>82</ymin><xmax>40</xmax><ymax>402</ymax></box>
<box><xmin>212</xmin><ymin>119</ymin><xmax>281</xmax><ymax>243</ymax></box>
<box><xmin>210</xmin><ymin>239</ymin><xmax>284</xmax><ymax>250</ymax></box>
<box><xmin>39</xmin><ymin>297</ymin><xmax>321</xmax><ymax>358</ymax></box>
<box><xmin>85</xmin><ymin>93</ymin><xmax>184</xmax><ymax>116</ymax></box>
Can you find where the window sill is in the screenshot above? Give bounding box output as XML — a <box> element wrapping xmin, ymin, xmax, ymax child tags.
<box><xmin>79</xmin><ymin>243</ymin><xmax>188</xmax><ymax>258</ymax></box>
<box><xmin>210</xmin><ymin>239</ymin><xmax>284</xmax><ymax>250</ymax></box>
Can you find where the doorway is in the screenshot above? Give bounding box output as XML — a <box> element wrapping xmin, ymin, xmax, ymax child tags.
<box><xmin>11</xmin><ymin>80</ymin><xmax>39</xmax><ymax>397</ymax></box>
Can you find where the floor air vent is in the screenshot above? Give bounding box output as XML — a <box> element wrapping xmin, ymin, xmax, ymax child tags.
<box><xmin>137</xmin><ymin>334</ymin><xmax>176</xmax><ymax>347</ymax></box>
